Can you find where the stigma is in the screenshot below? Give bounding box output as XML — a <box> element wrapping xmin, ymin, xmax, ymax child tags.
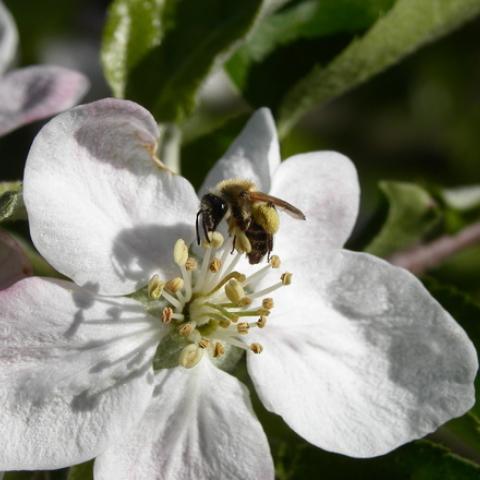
<box><xmin>148</xmin><ymin>233</ymin><xmax>291</xmax><ymax>369</ymax></box>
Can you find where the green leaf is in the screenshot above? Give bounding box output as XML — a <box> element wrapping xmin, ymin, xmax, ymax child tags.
<box><xmin>101</xmin><ymin>0</ymin><xmax>170</xmax><ymax>99</ymax></box>
<box><xmin>0</xmin><ymin>181</ymin><xmax>27</xmax><ymax>223</ymax></box>
<box><xmin>278</xmin><ymin>0</ymin><xmax>480</xmax><ymax>136</ymax></box>
<box><xmin>114</xmin><ymin>0</ymin><xmax>263</xmax><ymax>123</ymax></box>
<box><xmin>226</xmin><ymin>0</ymin><xmax>395</xmax><ymax>99</ymax></box>
<box><xmin>274</xmin><ymin>439</ymin><xmax>480</xmax><ymax>479</ymax></box>
<box><xmin>365</xmin><ymin>181</ymin><xmax>442</xmax><ymax>257</ymax></box>
<box><xmin>67</xmin><ymin>461</ymin><xmax>94</xmax><ymax>480</ymax></box>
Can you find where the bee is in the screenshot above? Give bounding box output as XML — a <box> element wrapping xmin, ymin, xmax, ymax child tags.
<box><xmin>196</xmin><ymin>179</ymin><xmax>306</xmax><ymax>264</ymax></box>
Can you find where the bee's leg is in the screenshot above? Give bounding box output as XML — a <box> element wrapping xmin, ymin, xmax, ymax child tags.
<box><xmin>231</xmin><ymin>235</ymin><xmax>236</xmax><ymax>254</ymax></box>
<box><xmin>196</xmin><ymin>211</ymin><xmax>202</xmax><ymax>244</ymax></box>
<box><xmin>202</xmin><ymin>218</ymin><xmax>210</xmax><ymax>243</ymax></box>
<box><xmin>267</xmin><ymin>233</ymin><xmax>273</xmax><ymax>262</ymax></box>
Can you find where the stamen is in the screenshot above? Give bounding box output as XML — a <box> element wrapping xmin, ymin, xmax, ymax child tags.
<box><xmin>257</xmin><ymin>316</ymin><xmax>267</xmax><ymax>328</ymax></box>
<box><xmin>225</xmin><ymin>279</ymin><xmax>246</xmax><ymax>305</ymax></box>
<box><xmin>179</xmin><ymin>344</ymin><xmax>203</xmax><ymax>368</ymax></box>
<box><xmin>202</xmin><ymin>231</ymin><xmax>224</xmax><ymax>249</ymax></box>
<box><xmin>148</xmin><ymin>275</ymin><xmax>164</xmax><ymax>300</ymax></box>
<box><xmin>281</xmin><ymin>272</ymin><xmax>292</xmax><ymax>285</ymax></box>
<box><xmin>174</xmin><ymin>239</ymin><xmax>188</xmax><ymax>267</ymax></box>
<box><xmin>262</xmin><ymin>298</ymin><xmax>274</xmax><ymax>310</ymax></box>
<box><xmin>250</xmin><ymin>343</ymin><xmax>263</xmax><ymax>354</ymax></box>
<box><xmin>185</xmin><ymin>257</ymin><xmax>198</xmax><ymax>271</ymax></box>
<box><xmin>213</xmin><ymin>342</ymin><xmax>225</xmax><ymax>358</ymax></box>
<box><xmin>198</xmin><ymin>338</ymin><xmax>210</xmax><ymax>349</ymax></box>
<box><xmin>178</xmin><ymin>322</ymin><xmax>195</xmax><ymax>337</ymax></box>
<box><xmin>237</xmin><ymin>322</ymin><xmax>249</xmax><ymax>334</ymax></box>
<box><xmin>162</xmin><ymin>307</ymin><xmax>174</xmax><ymax>324</ymax></box>
<box><xmin>160</xmin><ymin>290</ymin><xmax>182</xmax><ymax>310</ymax></box>
<box><xmin>270</xmin><ymin>255</ymin><xmax>281</xmax><ymax>268</ymax></box>
<box><xmin>165</xmin><ymin>277</ymin><xmax>184</xmax><ymax>293</ymax></box>
<box><xmin>209</xmin><ymin>258</ymin><xmax>222</xmax><ymax>273</ymax></box>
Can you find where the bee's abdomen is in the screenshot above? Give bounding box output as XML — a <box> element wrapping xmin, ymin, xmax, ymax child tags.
<box><xmin>246</xmin><ymin>222</ymin><xmax>272</xmax><ymax>264</ymax></box>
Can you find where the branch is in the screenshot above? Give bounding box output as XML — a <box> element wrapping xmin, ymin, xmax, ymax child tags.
<box><xmin>387</xmin><ymin>221</ymin><xmax>480</xmax><ymax>275</ymax></box>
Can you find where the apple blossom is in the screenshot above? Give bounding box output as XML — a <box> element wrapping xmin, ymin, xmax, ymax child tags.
<box><xmin>0</xmin><ymin>0</ymin><xmax>89</xmax><ymax>137</ymax></box>
<box><xmin>0</xmin><ymin>99</ymin><xmax>476</xmax><ymax>479</ymax></box>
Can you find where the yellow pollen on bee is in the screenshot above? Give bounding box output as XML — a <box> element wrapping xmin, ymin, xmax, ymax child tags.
<box><xmin>252</xmin><ymin>203</ymin><xmax>280</xmax><ymax>234</ymax></box>
<box><xmin>165</xmin><ymin>277</ymin><xmax>184</xmax><ymax>293</ymax></box>
<box><xmin>148</xmin><ymin>274</ymin><xmax>165</xmax><ymax>300</ymax></box>
<box><xmin>250</xmin><ymin>343</ymin><xmax>263</xmax><ymax>354</ymax></box>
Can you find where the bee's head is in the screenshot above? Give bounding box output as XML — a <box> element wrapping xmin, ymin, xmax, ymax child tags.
<box><xmin>196</xmin><ymin>193</ymin><xmax>228</xmax><ymax>244</ymax></box>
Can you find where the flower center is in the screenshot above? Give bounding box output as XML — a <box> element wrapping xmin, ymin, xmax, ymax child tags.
<box><xmin>147</xmin><ymin>233</ymin><xmax>291</xmax><ymax>369</ymax></box>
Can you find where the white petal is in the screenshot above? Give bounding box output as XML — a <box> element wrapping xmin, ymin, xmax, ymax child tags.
<box><xmin>0</xmin><ymin>277</ymin><xmax>160</xmax><ymax>469</ymax></box>
<box><xmin>0</xmin><ymin>66</ymin><xmax>89</xmax><ymax>136</ymax></box>
<box><xmin>270</xmin><ymin>152</ymin><xmax>359</xmax><ymax>257</ymax></box>
<box><xmin>24</xmin><ymin>98</ymin><xmax>199</xmax><ymax>295</ymax></box>
<box><xmin>199</xmin><ymin>108</ymin><xmax>280</xmax><ymax>195</ymax></box>
<box><xmin>248</xmin><ymin>251</ymin><xmax>477</xmax><ymax>457</ymax></box>
<box><xmin>95</xmin><ymin>360</ymin><xmax>274</xmax><ymax>480</ymax></box>
<box><xmin>0</xmin><ymin>230</ymin><xmax>32</xmax><ymax>289</ymax></box>
<box><xmin>0</xmin><ymin>1</ymin><xmax>17</xmax><ymax>75</ymax></box>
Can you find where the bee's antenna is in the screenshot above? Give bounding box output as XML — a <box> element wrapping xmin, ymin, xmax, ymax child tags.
<box><xmin>196</xmin><ymin>210</ymin><xmax>202</xmax><ymax>245</ymax></box>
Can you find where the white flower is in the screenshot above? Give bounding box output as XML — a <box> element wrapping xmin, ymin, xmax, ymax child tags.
<box><xmin>0</xmin><ymin>0</ymin><xmax>89</xmax><ymax>137</ymax></box>
<box><xmin>0</xmin><ymin>99</ymin><xmax>476</xmax><ymax>479</ymax></box>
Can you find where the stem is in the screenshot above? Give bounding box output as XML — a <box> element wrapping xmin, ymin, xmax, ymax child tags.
<box><xmin>158</xmin><ymin>123</ymin><xmax>181</xmax><ymax>174</ymax></box>
<box><xmin>388</xmin><ymin>221</ymin><xmax>480</xmax><ymax>275</ymax></box>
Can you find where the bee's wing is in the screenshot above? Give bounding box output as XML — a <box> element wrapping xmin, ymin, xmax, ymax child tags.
<box><xmin>248</xmin><ymin>191</ymin><xmax>306</xmax><ymax>220</ymax></box>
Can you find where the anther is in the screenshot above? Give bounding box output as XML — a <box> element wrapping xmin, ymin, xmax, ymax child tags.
<box><xmin>262</xmin><ymin>298</ymin><xmax>274</xmax><ymax>310</ymax></box>
<box><xmin>162</xmin><ymin>307</ymin><xmax>173</xmax><ymax>324</ymax></box>
<box><xmin>225</xmin><ymin>279</ymin><xmax>246</xmax><ymax>304</ymax></box>
<box><xmin>178</xmin><ymin>323</ymin><xmax>195</xmax><ymax>337</ymax></box>
<box><xmin>173</xmin><ymin>239</ymin><xmax>189</xmax><ymax>266</ymax></box>
<box><xmin>165</xmin><ymin>277</ymin><xmax>184</xmax><ymax>293</ymax></box>
<box><xmin>209</xmin><ymin>258</ymin><xmax>222</xmax><ymax>273</ymax></box>
<box><xmin>202</xmin><ymin>232</ymin><xmax>224</xmax><ymax>249</ymax></box>
<box><xmin>185</xmin><ymin>257</ymin><xmax>198</xmax><ymax>271</ymax></box>
<box><xmin>179</xmin><ymin>344</ymin><xmax>203</xmax><ymax>368</ymax></box>
<box><xmin>219</xmin><ymin>318</ymin><xmax>231</xmax><ymax>328</ymax></box>
<box><xmin>281</xmin><ymin>272</ymin><xmax>292</xmax><ymax>285</ymax></box>
<box><xmin>250</xmin><ymin>343</ymin><xmax>263</xmax><ymax>354</ymax></box>
<box><xmin>270</xmin><ymin>255</ymin><xmax>281</xmax><ymax>268</ymax></box>
<box><xmin>237</xmin><ymin>322</ymin><xmax>249</xmax><ymax>334</ymax></box>
<box><xmin>148</xmin><ymin>275</ymin><xmax>165</xmax><ymax>300</ymax></box>
<box><xmin>198</xmin><ymin>338</ymin><xmax>210</xmax><ymax>349</ymax></box>
<box><xmin>235</xmin><ymin>231</ymin><xmax>252</xmax><ymax>253</ymax></box>
<box><xmin>239</xmin><ymin>297</ymin><xmax>252</xmax><ymax>307</ymax></box>
<box><xmin>213</xmin><ymin>342</ymin><xmax>225</xmax><ymax>358</ymax></box>
<box><xmin>257</xmin><ymin>316</ymin><xmax>267</xmax><ymax>328</ymax></box>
